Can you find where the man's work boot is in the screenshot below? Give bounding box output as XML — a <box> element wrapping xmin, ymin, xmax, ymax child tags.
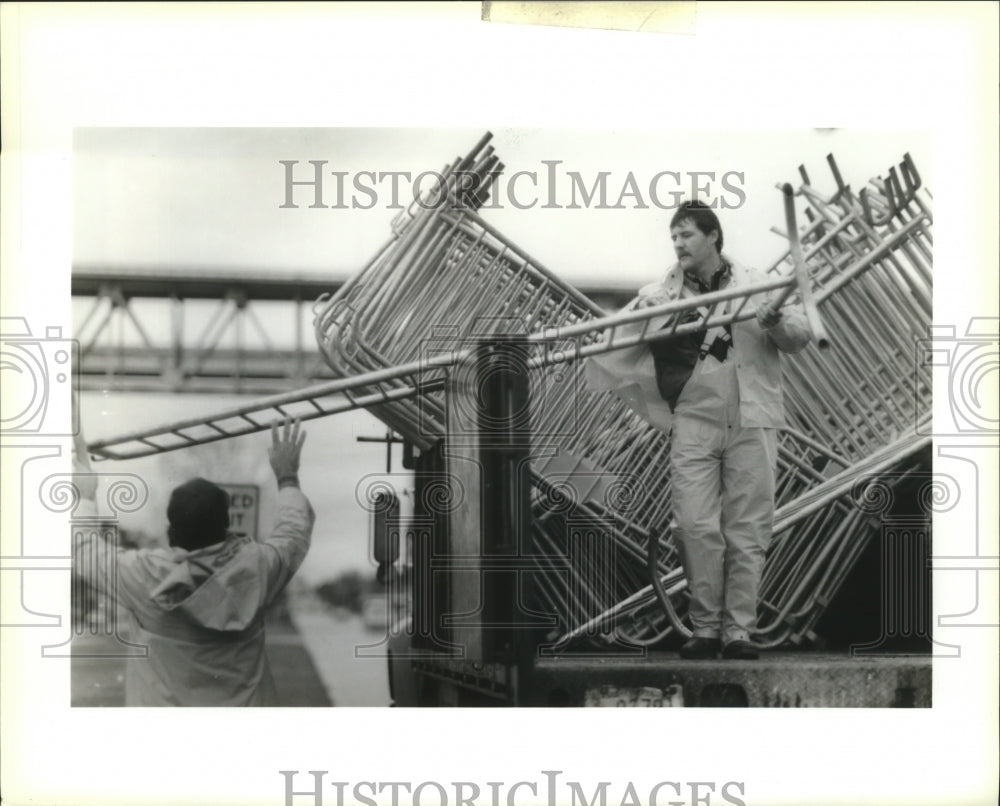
<box><xmin>722</xmin><ymin>639</ymin><xmax>759</xmax><ymax>660</ymax></box>
<box><xmin>679</xmin><ymin>636</ymin><xmax>721</xmax><ymax>659</ymax></box>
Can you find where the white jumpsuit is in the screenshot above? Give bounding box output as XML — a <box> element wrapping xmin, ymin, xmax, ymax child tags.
<box><xmin>585</xmin><ymin>256</ymin><xmax>811</xmax><ymax>643</ymax></box>
<box><xmin>670</xmin><ymin>350</ymin><xmax>779</xmax><ymax>642</ymax></box>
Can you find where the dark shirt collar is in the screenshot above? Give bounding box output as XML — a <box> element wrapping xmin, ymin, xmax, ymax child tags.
<box><xmin>684</xmin><ymin>258</ymin><xmax>731</xmax><ymax>293</ymax></box>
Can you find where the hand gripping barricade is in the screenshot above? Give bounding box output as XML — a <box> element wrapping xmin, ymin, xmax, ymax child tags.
<box><xmin>87</xmin><ymin>133</ymin><xmax>933</xmax><ymax>651</ymax></box>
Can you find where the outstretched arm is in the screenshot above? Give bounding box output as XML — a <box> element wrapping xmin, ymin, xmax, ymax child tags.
<box><xmin>261</xmin><ymin>418</ymin><xmax>316</xmax><ymax>602</ymax></box>
<box><xmin>71</xmin><ymin>396</ymin><xmax>122</xmax><ymax>599</ymax></box>
<box><xmin>72</xmin><ymin>391</ymin><xmax>99</xmax><ymax>505</ymax></box>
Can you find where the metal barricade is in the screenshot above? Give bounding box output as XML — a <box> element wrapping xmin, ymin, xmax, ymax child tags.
<box><xmin>314</xmin><ymin>155</ymin><xmax>680</xmax><ymax>644</ymax></box>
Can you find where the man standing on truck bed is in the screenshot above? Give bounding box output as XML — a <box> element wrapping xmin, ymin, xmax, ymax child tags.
<box><xmin>73</xmin><ymin>417</ymin><xmax>314</xmax><ymax>704</ymax></box>
<box><xmin>586</xmin><ymin>200</ymin><xmax>811</xmax><ymax>660</ymax></box>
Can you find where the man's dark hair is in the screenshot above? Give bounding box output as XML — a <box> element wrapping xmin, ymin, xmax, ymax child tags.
<box><xmin>670</xmin><ymin>200</ymin><xmax>724</xmax><ymax>254</ymax></box>
<box><xmin>167</xmin><ymin>477</ymin><xmax>230</xmax><ymax>551</ymax></box>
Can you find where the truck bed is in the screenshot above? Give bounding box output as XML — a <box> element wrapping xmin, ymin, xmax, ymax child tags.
<box><xmin>531</xmin><ymin>651</ymin><xmax>931</xmax><ymax>707</ymax></box>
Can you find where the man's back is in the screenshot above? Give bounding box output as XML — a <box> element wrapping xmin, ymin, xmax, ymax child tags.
<box><xmin>115</xmin><ymin>486</ymin><xmax>313</xmax><ymax>705</ymax></box>
<box><xmin>74</xmin><ymin>418</ymin><xmax>313</xmax><ymax>706</ymax></box>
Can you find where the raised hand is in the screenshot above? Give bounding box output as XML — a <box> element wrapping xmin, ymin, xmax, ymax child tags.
<box><xmin>268</xmin><ymin>417</ymin><xmax>306</xmax><ymax>485</ymax></box>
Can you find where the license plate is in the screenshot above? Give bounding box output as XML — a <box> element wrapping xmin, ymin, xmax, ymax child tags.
<box><xmin>584</xmin><ymin>684</ymin><xmax>684</xmax><ymax>707</ymax></box>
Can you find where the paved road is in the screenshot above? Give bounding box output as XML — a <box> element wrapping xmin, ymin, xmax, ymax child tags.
<box><xmin>288</xmin><ymin>607</ymin><xmax>391</xmax><ymax>706</ymax></box>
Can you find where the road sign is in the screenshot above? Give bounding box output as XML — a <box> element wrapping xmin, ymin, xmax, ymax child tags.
<box><xmin>220</xmin><ymin>484</ymin><xmax>259</xmax><ymax>540</ymax></box>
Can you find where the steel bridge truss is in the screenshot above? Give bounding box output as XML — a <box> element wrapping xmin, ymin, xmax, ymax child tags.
<box><xmin>72</xmin><ymin>270</ymin><xmax>344</xmax><ymax>394</ymax></box>
<box><xmin>72</xmin><ymin>270</ymin><xmax>634</xmax><ymax>395</ymax></box>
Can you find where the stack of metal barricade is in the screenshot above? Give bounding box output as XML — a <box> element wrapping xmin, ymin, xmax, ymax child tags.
<box><xmin>314</xmin><ymin>133</ymin><xmax>933</xmax><ymax>648</ymax></box>
<box><xmin>752</xmin><ymin>155</ymin><xmax>933</xmax><ymax>646</ymax></box>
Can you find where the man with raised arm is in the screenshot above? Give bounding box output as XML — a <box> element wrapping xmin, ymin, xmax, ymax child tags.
<box><xmin>73</xmin><ymin>418</ymin><xmax>315</xmax><ymax>705</ymax></box>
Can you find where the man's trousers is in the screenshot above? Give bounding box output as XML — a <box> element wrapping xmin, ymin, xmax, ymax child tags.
<box><xmin>670</xmin><ymin>415</ymin><xmax>778</xmax><ymax>644</ymax></box>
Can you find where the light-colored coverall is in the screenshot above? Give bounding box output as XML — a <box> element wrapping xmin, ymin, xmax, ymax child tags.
<box><xmin>74</xmin><ymin>486</ymin><xmax>315</xmax><ymax>705</ymax></box>
<box><xmin>585</xmin><ymin>256</ymin><xmax>811</xmax><ymax>643</ymax></box>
